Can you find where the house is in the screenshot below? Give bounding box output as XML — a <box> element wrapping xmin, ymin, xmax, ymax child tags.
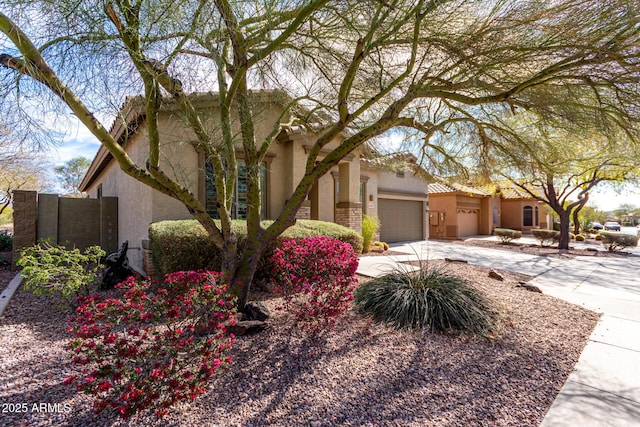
<box><xmin>79</xmin><ymin>92</ymin><xmax>429</xmax><ymax>273</ymax></box>
<box><xmin>427</xmin><ymin>182</ymin><xmax>551</xmax><ymax>239</ymax></box>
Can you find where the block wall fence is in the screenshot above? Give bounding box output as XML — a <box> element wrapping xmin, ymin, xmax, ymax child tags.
<box><xmin>12</xmin><ymin>190</ymin><xmax>118</xmax><ymax>268</ymax></box>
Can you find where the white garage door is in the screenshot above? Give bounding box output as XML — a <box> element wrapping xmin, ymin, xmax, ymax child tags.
<box><xmin>378</xmin><ymin>199</ymin><xmax>424</xmax><ymax>243</ymax></box>
<box><xmin>457</xmin><ymin>209</ymin><xmax>478</xmax><ymax>237</ymax></box>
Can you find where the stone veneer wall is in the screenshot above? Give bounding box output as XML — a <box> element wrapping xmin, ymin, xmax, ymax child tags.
<box><xmin>141</xmin><ymin>239</ymin><xmax>155</xmax><ymax>277</ymax></box>
<box><xmin>335</xmin><ymin>202</ymin><xmax>362</xmax><ymax>234</ymax></box>
<box><xmin>295</xmin><ymin>205</ymin><xmax>311</xmax><ymax>220</ymax></box>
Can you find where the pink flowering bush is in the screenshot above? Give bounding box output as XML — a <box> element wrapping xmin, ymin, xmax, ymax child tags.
<box><xmin>66</xmin><ymin>271</ymin><xmax>236</xmax><ymax>419</ymax></box>
<box><xmin>269</xmin><ymin>236</ymin><xmax>359</xmax><ymax>333</ymax></box>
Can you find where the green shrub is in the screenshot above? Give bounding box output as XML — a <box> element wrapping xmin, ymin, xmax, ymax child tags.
<box><xmin>494</xmin><ymin>228</ymin><xmax>522</xmax><ymax>244</ymax></box>
<box><xmin>17</xmin><ymin>243</ymin><xmax>106</xmax><ymax>310</ymax></box>
<box><xmin>575</xmin><ymin>234</ymin><xmax>586</xmax><ymax>242</ymax></box>
<box><xmin>288</xmin><ymin>220</ymin><xmax>363</xmax><ymax>253</ymax></box>
<box><xmin>0</xmin><ymin>231</ymin><xmax>11</xmax><ymax>251</ymax></box>
<box><xmin>353</xmin><ymin>262</ymin><xmax>499</xmax><ymax>335</ymax></box>
<box><xmin>0</xmin><ymin>207</ymin><xmax>12</xmax><ymax>225</ymax></box>
<box><xmin>361</xmin><ymin>215</ymin><xmax>381</xmax><ymax>253</ymax></box>
<box><xmin>623</xmin><ymin>221</ymin><xmax>632</xmax><ymax>226</ymax></box>
<box><xmin>599</xmin><ymin>231</ymin><xmax>639</xmax><ymax>251</ymax></box>
<box><xmin>149</xmin><ymin>219</ymin><xmax>363</xmax><ymax>277</ymax></box>
<box><xmin>531</xmin><ymin>228</ymin><xmax>560</xmax><ymax>247</ymax></box>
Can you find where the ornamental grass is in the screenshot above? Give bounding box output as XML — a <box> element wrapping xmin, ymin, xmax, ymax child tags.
<box><xmin>354</xmin><ymin>262</ymin><xmax>499</xmax><ymax>336</ymax></box>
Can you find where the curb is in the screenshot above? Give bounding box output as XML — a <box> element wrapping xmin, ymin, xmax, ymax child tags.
<box><xmin>0</xmin><ymin>272</ymin><xmax>22</xmax><ymax>317</ymax></box>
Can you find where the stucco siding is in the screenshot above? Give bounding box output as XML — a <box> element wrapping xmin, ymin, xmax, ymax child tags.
<box><xmin>316</xmin><ymin>170</ymin><xmax>336</xmax><ymax>222</ymax></box>
<box><xmin>377</xmin><ymin>170</ymin><xmax>426</xmax><ymax>194</ymax></box>
<box><xmin>362</xmin><ymin>170</ymin><xmax>378</xmax><ymax>217</ymax></box>
<box><xmin>427</xmin><ymin>194</ymin><xmax>456</xmax><ymax>239</ymax></box>
<box><xmin>501</xmin><ymin>200</ymin><xmax>524</xmax><ymax>230</ymax></box>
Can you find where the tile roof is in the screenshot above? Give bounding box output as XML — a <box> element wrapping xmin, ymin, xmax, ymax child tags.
<box><xmin>475</xmin><ymin>183</ymin><xmax>539</xmax><ymax>199</ymax></box>
<box><xmin>428</xmin><ymin>182</ymin><xmax>490</xmax><ymax>196</ymax></box>
<box><xmin>429</xmin><ymin>181</ymin><xmax>540</xmax><ymax>199</ymax></box>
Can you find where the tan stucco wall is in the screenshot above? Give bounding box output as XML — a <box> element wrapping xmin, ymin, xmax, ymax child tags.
<box><xmin>501</xmin><ymin>199</ymin><xmax>548</xmax><ymax>231</ymax></box>
<box><xmin>428</xmin><ymin>194</ymin><xmax>457</xmax><ymax>239</ymax></box>
<box><xmin>85</xmin><ymin>131</ymin><xmax>154</xmax><ymax>272</ymax></box>
<box><xmin>362</xmin><ymin>169</ymin><xmax>377</xmax><ymax>217</ymax></box>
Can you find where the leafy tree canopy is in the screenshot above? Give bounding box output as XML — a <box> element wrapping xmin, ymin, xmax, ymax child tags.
<box><xmin>0</xmin><ymin>156</ymin><xmax>49</xmax><ymax>215</ymax></box>
<box><xmin>54</xmin><ymin>156</ymin><xmax>91</xmax><ymax>194</ymax></box>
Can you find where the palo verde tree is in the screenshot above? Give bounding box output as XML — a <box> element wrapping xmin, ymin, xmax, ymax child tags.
<box><xmin>482</xmin><ymin>121</ymin><xmax>640</xmax><ymax>250</ymax></box>
<box><xmin>1</xmin><ymin>1</ymin><xmax>640</xmax><ymax>308</ymax></box>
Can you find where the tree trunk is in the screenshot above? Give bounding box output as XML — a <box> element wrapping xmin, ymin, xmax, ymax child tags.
<box><xmin>227</xmin><ymin>233</ymin><xmax>268</xmax><ymax>311</ymax></box>
<box><xmin>572</xmin><ymin>192</ymin><xmax>589</xmax><ymax>235</ymax></box>
<box><xmin>572</xmin><ymin>208</ymin><xmax>581</xmax><ymax>235</ymax></box>
<box><xmin>558</xmin><ymin>211</ymin><xmax>571</xmax><ymax>250</ymax></box>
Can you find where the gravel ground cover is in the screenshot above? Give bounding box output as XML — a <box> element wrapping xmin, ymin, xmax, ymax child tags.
<box><xmin>0</xmin><ymin>259</ymin><xmax>599</xmax><ymax>426</ymax></box>
<box><xmin>0</xmin><ymin>252</ymin><xmax>12</xmax><ymax>293</ymax></box>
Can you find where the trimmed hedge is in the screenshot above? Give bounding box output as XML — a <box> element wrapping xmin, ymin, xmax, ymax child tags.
<box><xmin>531</xmin><ymin>228</ymin><xmax>560</xmax><ymax>247</ymax></box>
<box><xmin>599</xmin><ymin>231</ymin><xmax>639</xmax><ymax>251</ymax></box>
<box><xmin>0</xmin><ymin>231</ymin><xmax>11</xmax><ymax>251</ymax></box>
<box><xmin>494</xmin><ymin>228</ymin><xmax>521</xmax><ymax>244</ymax></box>
<box><xmin>149</xmin><ymin>219</ymin><xmax>363</xmax><ymax>277</ymax></box>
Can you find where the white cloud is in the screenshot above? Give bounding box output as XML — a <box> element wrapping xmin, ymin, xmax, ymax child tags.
<box><xmin>44</xmin><ymin>116</ymin><xmax>104</xmax><ymax>165</ymax></box>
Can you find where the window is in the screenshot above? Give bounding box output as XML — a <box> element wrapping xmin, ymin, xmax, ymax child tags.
<box><xmin>97</xmin><ymin>184</ymin><xmax>102</xmax><ymax>199</ymax></box>
<box><xmin>535</xmin><ymin>206</ymin><xmax>539</xmax><ymax>226</ymax></box>
<box><xmin>205</xmin><ymin>159</ymin><xmax>266</xmax><ymax>219</ymax></box>
<box><xmin>523</xmin><ymin>205</ymin><xmax>533</xmax><ymax>227</ymax></box>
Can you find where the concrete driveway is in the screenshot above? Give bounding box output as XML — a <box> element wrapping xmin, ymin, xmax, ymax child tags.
<box><xmin>357</xmin><ymin>239</ymin><xmax>640</xmax><ymax>427</ymax></box>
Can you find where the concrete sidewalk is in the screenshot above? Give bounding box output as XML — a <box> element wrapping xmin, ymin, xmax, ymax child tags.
<box><xmin>356</xmin><ymin>240</ymin><xmax>640</xmax><ymax>427</ymax></box>
<box><xmin>535</xmin><ymin>256</ymin><xmax>640</xmax><ymax>427</ymax></box>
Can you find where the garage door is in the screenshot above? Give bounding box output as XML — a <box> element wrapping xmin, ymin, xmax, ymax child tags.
<box><xmin>378</xmin><ymin>199</ymin><xmax>424</xmax><ymax>242</ymax></box>
<box><xmin>457</xmin><ymin>209</ymin><xmax>478</xmax><ymax>237</ymax></box>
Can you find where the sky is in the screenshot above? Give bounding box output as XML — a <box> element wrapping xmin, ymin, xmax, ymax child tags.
<box><xmin>48</xmin><ymin>118</ymin><xmax>640</xmax><ymax>213</ymax></box>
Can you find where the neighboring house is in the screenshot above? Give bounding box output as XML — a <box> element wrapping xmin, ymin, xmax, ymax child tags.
<box><xmin>79</xmin><ymin>92</ymin><xmax>429</xmax><ymax>273</ymax></box>
<box><xmin>427</xmin><ymin>182</ymin><xmax>551</xmax><ymax>239</ymax></box>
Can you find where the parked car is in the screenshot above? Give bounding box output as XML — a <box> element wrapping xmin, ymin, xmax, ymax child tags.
<box><xmin>591</xmin><ymin>222</ymin><xmax>604</xmax><ymax>230</ymax></box>
<box><xmin>604</xmin><ymin>221</ymin><xmax>621</xmax><ymax>231</ymax></box>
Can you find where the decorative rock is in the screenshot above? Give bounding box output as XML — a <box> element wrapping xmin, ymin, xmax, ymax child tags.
<box><xmin>488</xmin><ymin>270</ymin><xmax>504</xmax><ymax>281</ymax></box>
<box><xmin>444</xmin><ymin>258</ymin><xmax>468</xmax><ymax>263</ymax></box>
<box><xmin>517</xmin><ymin>281</ymin><xmax>543</xmax><ymax>293</ymax></box>
<box><xmin>245</xmin><ymin>301</ymin><xmax>271</xmax><ymax>321</ymax></box>
<box><xmin>227</xmin><ymin>320</ymin><xmax>267</xmax><ymax>336</ymax></box>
